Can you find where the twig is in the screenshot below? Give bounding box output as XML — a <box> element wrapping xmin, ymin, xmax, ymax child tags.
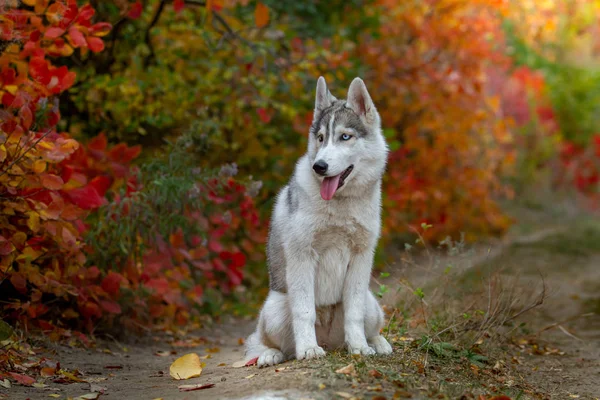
<box><xmin>143</xmin><ymin>0</ymin><xmax>167</xmax><ymax>67</ymax></box>
<box><xmin>0</xmin><ymin>129</ymin><xmax>52</xmax><ymax>179</ymax></box>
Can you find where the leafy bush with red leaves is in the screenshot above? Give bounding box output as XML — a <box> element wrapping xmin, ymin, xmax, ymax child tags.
<box><xmin>0</xmin><ymin>1</ymin><xmax>264</xmax><ymax>334</ymax></box>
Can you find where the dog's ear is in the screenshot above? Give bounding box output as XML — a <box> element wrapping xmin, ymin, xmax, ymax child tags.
<box><xmin>346</xmin><ymin>77</ymin><xmax>377</xmax><ymax>124</ymax></box>
<box><xmin>315</xmin><ymin>76</ymin><xmax>336</xmax><ymax>114</ymax></box>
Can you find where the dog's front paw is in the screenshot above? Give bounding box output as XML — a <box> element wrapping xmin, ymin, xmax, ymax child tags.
<box><xmin>347</xmin><ymin>343</ymin><xmax>376</xmax><ymax>356</ymax></box>
<box><xmin>297</xmin><ymin>345</ymin><xmax>326</xmax><ymax>360</ymax></box>
<box><xmin>257</xmin><ymin>348</ymin><xmax>285</xmax><ymax>368</ymax></box>
<box><xmin>369</xmin><ymin>335</ymin><xmax>393</xmax><ymax>355</ymax></box>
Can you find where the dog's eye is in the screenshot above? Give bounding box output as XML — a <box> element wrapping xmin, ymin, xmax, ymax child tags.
<box><xmin>341</xmin><ymin>133</ymin><xmax>352</xmax><ymax>141</ymax></box>
<box><xmin>318</xmin><ymin>135</ymin><xmax>324</xmax><ymax>143</ymax></box>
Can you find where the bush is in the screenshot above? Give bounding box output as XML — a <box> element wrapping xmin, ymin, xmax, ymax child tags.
<box><xmin>85</xmin><ymin>131</ymin><xmax>266</xmax><ymax>329</ymax></box>
<box><xmin>361</xmin><ymin>0</ymin><xmax>514</xmax><ymax>241</ymax></box>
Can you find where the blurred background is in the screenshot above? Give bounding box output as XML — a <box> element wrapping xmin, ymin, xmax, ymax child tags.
<box><xmin>1</xmin><ymin>0</ymin><xmax>600</xmax><ymax>334</ymax></box>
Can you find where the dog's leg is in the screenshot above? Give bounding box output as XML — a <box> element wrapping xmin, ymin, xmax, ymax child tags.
<box><xmin>343</xmin><ymin>251</ymin><xmax>376</xmax><ymax>356</ymax></box>
<box><xmin>286</xmin><ymin>248</ymin><xmax>325</xmax><ymax>360</ymax></box>
<box><xmin>364</xmin><ymin>291</ymin><xmax>393</xmax><ymax>355</ymax></box>
<box><xmin>246</xmin><ymin>291</ymin><xmax>291</xmax><ymax>367</ymax></box>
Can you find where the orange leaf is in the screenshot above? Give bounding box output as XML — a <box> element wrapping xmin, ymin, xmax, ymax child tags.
<box><xmin>254</xmin><ymin>2</ymin><xmax>269</xmax><ymax>28</ymax></box>
<box><xmin>41</xmin><ymin>174</ymin><xmax>64</xmax><ymax>190</ymax></box>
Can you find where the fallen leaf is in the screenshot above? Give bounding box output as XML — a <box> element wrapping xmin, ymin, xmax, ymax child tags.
<box><xmin>199</xmin><ymin>354</ymin><xmax>212</xmax><ymax>359</ymax></box>
<box><xmin>170</xmin><ymin>353</ymin><xmax>203</xmax><ymax>380</ymax></box>
<box><xmin>245</xmin><ymin>374</ymin><xmax>255</xmax><ymax>379</ymax></box>
<box><xmin>334</xmin><ymin>392</ymin><xmax>353</xmax><ymax>399</ymax></box>
<box><xmin>89</xmin><ymin>383</ymin><xmax>107</xmax><ymax>393</ymax></box>
<box><xmin>48</xmin><ymin>395</ymin><xmax>60</xmax><ymax>398</ymax></box>
<box><xmin>58</xmin><ymin>370</ymin><xmax>86</xmax><ymax>383</ymax></box>
<box><xmin>275</xmin><ymin>367</ymin><xmax>287</xmax><ymax>372</ymax></box>
<box><xmin>206</xmin><ymin>347</ymin><xmax>220</xmax><ymax>353</ymax></box>
<box><xmin>232</xmin><ymin>360</ymin><xmax>246</xmax><ymax>368</ymax></box>
<box><xmin>218</xmin><ymin>363</ymin><xmax>226</xmax><ymax>367</ymax></box>
<box><xmin>318</xmin><ymin>383</ymin><xmax>326</xmax><ymax>390</ymax></box>
<box><xmin>0</xmin><ymin>379</ymin><xmax>10</xmax><ymax>388</ymax></box>
<box><xmin>74</xmin><ymin>394</ymin><xmax>100</xmax><ymax>400</ymax></box>
<box><xmin>41</xmin><ymin>367</ymin><xmax>57</xmax><ymax>377</ymax></box>
<box><xmin>335</xmin><ymin>363</ymin><xmax>356</xmax><ymax>376</ymax></box>
<box><xmin>238</xmin><ymin>337</ymin><xmax>245</xmax><ymax>345</ymax></box>
<box><xmin>178</xmin><ymin>383</ymin><xmax>215</xmax><ymax>392</ymax></box>
<box><xmin>32</xmin><ymin>382</ymin><xmax>47</xmax><ymax>388</ymax></box>
<box><xmin>155</xmin><ymin>351</ymin><xmax>171</xmax><ymax>357</ymax></box>
<box><xmin>9</xmin><ymin>372</ymin><xmax>35</xmax><ymax>386</ymax></box>
<box><xmin>368</xmin><ymin>369</ymin><xmax>383</xmax><ymax>378</ymax></box>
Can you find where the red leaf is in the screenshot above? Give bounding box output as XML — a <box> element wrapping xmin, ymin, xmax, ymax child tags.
<box><xmin>145</xmin><ymin>278</ymin><xmax>170</xmax><ymax>296</ymax></box>
<box><xmin>68</xmin><ymin>26</ymin><xmax>87</xmax><ymax>47</ymax></box>
<box><xmin>10</xmin><ymin>273</ymin><xmax>27</xmax><ymax>294</ymax></box>
<box><xmin>19</xmin><ymin>105</ymin><xmax>33</xmax><ymax>130</ymax></box>
<box><xmin>1</xmin><ymin>92</ymin><xmax>15</xmax><ymax>108</ymax></box>
<box><xmin>89</xmin><ymin>22</ymin><xmax>112</xmax><ymax>37</ymax></box>
<box><xmin>245</xmin><ymin>357</ymin><xmax>258</xmax><ymax>366</ymax></box>
<box><xmin>65</xmin><ymin>184</ymin><xmax>105</xmax><ymax>210</ymax></box>
<box><xmin>9</xmin><ymin>372</ymin><xmax>35</xmax><ymax>386</ymax></box>
<box><xmin>44</xmin><ymin>27</ymin><xmax>65</xmax><ymax>38</ymax></box>
<box><xmin>77</xmin><ymin>4</ymin><xmax>95</xmax><ymax>22</ymax></box>
<box><xmin>127</xmin><ymin>1</ymin><xmax>143</xmax><ymax>19</ymax></box>
<box><xmin>88</xmin><ymin>132</ymin><xmax>107</xmax><ymax>151</ymax></box>
<box><xmin>0</xmin><ymin>235</ymin><xmax>15</xmax><ymax>255</ymax></box>
<box><xmin>257</xmin><ymin>108</ymin><xmax>272</xmax><ymax>123</ymax></box>
<box><xmin>174</xmin><ymin>0</ymin><xmax>185</xmax><ymax>12</ymax></box>
<box><xmin>90</xmin><ymin>176</ymin><xmax>112</xmax><ymax>197</ymax></box>
<box><xmin>101</xmin><ymin>272</ymin><xmax>124</xmax><ymax>296</ymax></box>
<box><xmin>86</xmin><ymin>36</ymin><xmax>105</xmax><ymax>52</ymax></box>
<box><xmin>41</xmin><ymin>174</ymin><xmax>65</xmax><ymax>190</ymax></box>
<box><xmin>99</xmin><ymin>300</ymin><xmax>122</xmax><ymax>314</ymax></box>
<box><xmin>80</xmin><ymin>301</ymin><xmax>102</xmax><ymax>319</ymax></box>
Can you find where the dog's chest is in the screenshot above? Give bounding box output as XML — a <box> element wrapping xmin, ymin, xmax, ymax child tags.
<box><xmin>312</xmin><ymin>215</ymin><xmax>373</xmax><ymax>306</ymax></box>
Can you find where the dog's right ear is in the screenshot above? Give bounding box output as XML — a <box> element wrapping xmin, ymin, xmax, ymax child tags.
<box><xmin>314</xmin><ymin>76</ymin><xmax>336</xmax><ymax>115</ymax></box>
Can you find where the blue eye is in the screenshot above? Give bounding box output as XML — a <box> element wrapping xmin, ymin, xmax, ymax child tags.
<box><xmin>341</xmin><ymin>133</ymin><xmax>352</xmax><ymax>141</ymax></box>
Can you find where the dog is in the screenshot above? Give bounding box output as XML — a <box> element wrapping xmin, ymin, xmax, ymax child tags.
<box><xmin>244</xmin><ymin>76</ymin><xmax>392</xmax><ymax>367</ymax></box>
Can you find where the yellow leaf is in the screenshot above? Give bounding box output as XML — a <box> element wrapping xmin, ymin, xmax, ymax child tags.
<box><xmin>254</xmin><ymin>2</ymin><xmax>269</xmax><ymax>28</ymax></box>
<box><xmin>48</xmin><ymin>395</ymin><xmax>60</xmax><ymax>398</ymax></box>
<box><xmin>22</xmin><ymin>0</ymin><xmax>37</xmax><ymax>5</ymax></box>
<box><xmin>33</xmin><ymin>160</ymin><xmax>47</xmax><ymax>174</ymax></box>
<box><xmin>26</xmin><ymin>211</ymin><xmax>40</xmax><ymax>233</ymax></box>
<box><xmin>169</xmin><ymin>353</ymin><xmax>203</xmax><ymax>380</ymax></box>
<box><xmin>3</xmin><ymin>85</ymin><xmax>18</xmax><ymax>95</ymax></box>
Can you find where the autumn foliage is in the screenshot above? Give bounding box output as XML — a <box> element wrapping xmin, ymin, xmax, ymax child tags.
<box><xmin>1</xmin><ymin>0</ymin><xmax>600</xmax><ymax>341</ymax></box>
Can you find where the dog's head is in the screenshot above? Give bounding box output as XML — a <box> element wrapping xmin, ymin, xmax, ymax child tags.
<box><xmin>308</xmin><ymin>77</ymin><xmax>388</xmax><ymax>201</ymax></box>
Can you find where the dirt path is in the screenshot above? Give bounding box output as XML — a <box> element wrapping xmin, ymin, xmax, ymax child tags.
<box><xmin>4</xmin><ymin>212</ymin><xmax>600</xmax><ymax>400</ymax></box>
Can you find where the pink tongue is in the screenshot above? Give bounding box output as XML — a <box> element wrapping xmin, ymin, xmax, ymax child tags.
<box><xmin>320</xmin><ymin>174</ymin><xmax>342</xmax><ymax>201</ymax></box>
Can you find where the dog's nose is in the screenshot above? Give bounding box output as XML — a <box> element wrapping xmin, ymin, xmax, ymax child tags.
<box><xmin>312</xmin><ymin>160</ymin><xmax>328</xmax><ymax>176</ymax></box>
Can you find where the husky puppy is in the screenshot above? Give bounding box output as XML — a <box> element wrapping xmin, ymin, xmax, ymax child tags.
<box><xmin>245</xmin><ymin>77</ymin><xmax>392</xmax><ymax>367</ymax></box>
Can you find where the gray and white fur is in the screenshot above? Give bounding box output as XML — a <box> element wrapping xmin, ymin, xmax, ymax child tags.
<box><xmin>245</xmin><ymin>77</ymin><xmax>392</xmax><ymax>367</ymax></box>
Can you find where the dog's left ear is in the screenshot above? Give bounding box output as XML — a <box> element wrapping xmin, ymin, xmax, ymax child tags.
<box><xmin>346</xmin><ymin>78</ymin><xmax>377</xmax><ymax>124</ymax></box>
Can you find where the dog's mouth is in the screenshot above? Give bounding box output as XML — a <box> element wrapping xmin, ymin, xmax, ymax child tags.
<box><xmin>320</xmin><ymin>165</ymin><xmax>354</xmax><ymax>201</ymax></box>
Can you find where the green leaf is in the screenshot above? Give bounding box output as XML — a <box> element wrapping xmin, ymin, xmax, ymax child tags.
<box><xmin>0</xmin><ymin>319</ymin><xmax>14</xmax><ymax>341</ymax></box>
